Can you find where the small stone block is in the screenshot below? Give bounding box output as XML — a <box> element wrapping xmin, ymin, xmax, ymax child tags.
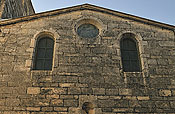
<box><xmin>159</xmin><ymin>90</ymin><xmax>171</xmax><ymax>96</ymax></box>
<box><xmin>137</xmin><ymin>96</ymin><xmax>150</xmax><ymax>100</ymax></box>
<box><xmin>59</xmin><ymin>83</ymin><xmax>75</xmax><ymax>87</ymax></box>
<box><xmin>119</xmin><ymin>89</ymin><xmax>132</xmax><ymax>95</ymax></box>
<box><xmin>27</xmin><ymin>107</ymin><xmax>40</xmax><ymax>111</ymax></box>
<box><xmin>25</xmin><ymin>60</ymin><xmax>32</xmax><ymax>67</ymax></box>
<box><xmin>113</xmin><ymin>108</ymin><xmax>133</xmax><ymax>112</ymax></box>
<box><xmin>54</xmin><ymin>107</ymin><xmax>68</xmax><ymax>112</ymax></box>
<box><xmin>27</xmin><ymin>87</ymin><xmax>40</xmax><ymax>94</ymax></box>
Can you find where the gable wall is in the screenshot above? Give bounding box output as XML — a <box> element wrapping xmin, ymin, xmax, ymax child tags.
<box><xmin>0</xmin><ymin>10</ymin><xmax>175</xmax><ymax>114</ymax></box>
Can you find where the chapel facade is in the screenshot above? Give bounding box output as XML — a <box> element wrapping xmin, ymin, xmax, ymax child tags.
<box><xmin>0</xmin><ymin>0</ymin><xmax>175</xmax><ymax>114</ymax></box>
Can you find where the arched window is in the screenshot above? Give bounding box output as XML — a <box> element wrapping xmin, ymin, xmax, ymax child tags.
<box><xmin>33</xmin><ymin>37</ymin><xmax>54</xmax><ymax>70</ymax></box>
<box><xmin>120</xmin><ymin>33</ymin><xmax>141</xmax><ymax>72</ymax></box>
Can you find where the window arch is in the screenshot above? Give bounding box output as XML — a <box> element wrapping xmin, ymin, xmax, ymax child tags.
<box><xmin>120</xmin><ymin>33</ymin><xmax>141</xmax><ymax>72</ymax></box>
<box><xmin>33</xmin><ymin>37</ymin><xmax>54</xmax><ymax>70</ymax></box>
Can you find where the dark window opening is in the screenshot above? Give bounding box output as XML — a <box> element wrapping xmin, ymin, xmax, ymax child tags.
<box><xmin>120</xmin><ymin>34</ymin><xmax>141</xmax><ymax>72</ymax></box>
<box><xmin>34</xmin><ymin>37</ymin><xmax>54</xmax><ymax>70</ymax></box>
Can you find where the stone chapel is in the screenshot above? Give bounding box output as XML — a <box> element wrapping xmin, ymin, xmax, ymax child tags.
<box><xmin>0</xmin><ymin>0</ymin><xmax>175</xmax><ymax>114</ymax></box>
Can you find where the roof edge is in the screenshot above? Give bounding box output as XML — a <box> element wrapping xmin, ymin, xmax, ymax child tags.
<box><xmin>0</xmin><ymin>4</ymin><xmax>174</xmax><ymax>30</ymax></box>
<box><xmin>29</xmin><ymin>0</ymin><xmax>35</xmax><ymax>14</ymax></box>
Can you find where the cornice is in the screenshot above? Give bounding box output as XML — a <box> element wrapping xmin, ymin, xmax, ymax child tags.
<box><xmin>0</xmin><ymin>4</ymin><xmax>174</xmax><ymax>31</ymax></box>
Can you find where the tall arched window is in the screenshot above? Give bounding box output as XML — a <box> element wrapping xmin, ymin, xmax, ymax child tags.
<box><xmin>33</xmin><ymin>37</ymin><xmax>54</xmax><ymax>70</ymax></box>
<box><xmin>120</xmin><ymin>33</ymin><xmax>141</xmax><ymax>72</ymax></box>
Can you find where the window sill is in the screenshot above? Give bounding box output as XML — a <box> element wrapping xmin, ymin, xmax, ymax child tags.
<box><xmin>123</xmin><ymin>71</ymin><xmax>142</xmax><ymax>74</ymax></box>
<box><xmin>30</xmin><ymin>70</ymin><xmax>53</xmax><ymax>76</ymax></box>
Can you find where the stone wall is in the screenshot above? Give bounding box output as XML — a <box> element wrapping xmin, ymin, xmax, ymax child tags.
<box><xmin>0</xmin><ymin>9</ymin><xmax>175</xmax><ymax>114</ymax></box>
<box><xmin>0</xmin><ymin>0</ymin><xmax>34</xmax><ymax>19</ymax></box>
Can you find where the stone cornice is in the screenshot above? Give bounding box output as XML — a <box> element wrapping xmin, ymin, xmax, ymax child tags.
<box><xmin>0</xmin><ymin>4</ymin><xmax>174</xmax><ymax>30</ymax></box>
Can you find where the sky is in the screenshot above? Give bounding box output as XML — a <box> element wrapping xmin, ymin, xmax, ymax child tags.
<box><xmin>31</xmin><ymin>0</ymin><xmax>175</xmax><ymax>25</ymax></box>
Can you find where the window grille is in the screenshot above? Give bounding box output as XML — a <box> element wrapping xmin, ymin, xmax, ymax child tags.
<box><xmin>120</xmin><ymin>35</ymin><xmax>141</xmax><ymax>72</ymax></box>
<box><xmin>34</xmin><ymin>37</ymin><xmax>54</xmax><ymax>70</ymax></box>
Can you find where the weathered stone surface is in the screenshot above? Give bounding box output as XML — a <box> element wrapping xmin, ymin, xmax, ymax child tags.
<box><xmin>113</xmin><ymin>108</ymin><xmax>133</xmax><ymax>112</ymax></box>
<box><xmin>0</xmin><ymin>3</ymin><xmax>175</xmax><ymax>114</ymax></box>
<box><xmin>64</xmin><ymin>100</ymin><xmax>78</xmax><ymax>107</ymax></box>
<box><xmin>68</xmin><ymin>87</ymin><xmax>81</xmax><ymax>95</ymax></box>
<box><xmin>0</xmin><ymin>0</ymin><xmax>35</xmax><ymax>19</ymax></box>
<box><xmin>93</xmin><ymin>88</ymin><xmax>105</xmax><ymax>95</ymax></box>
<box><xmin>106</xmin><ymin>89</ymin><xmax>119</xmax><ymax>95</ymax></box>
<box><xmin>27</xmin><ymin>107</ymin><xmax>40</xmax><ymax>111</ymax></box>
<box><xmin>27</xmin><ymin>87</ymin><xmax>40</xmax><ymax>94</ymax></box>
<box><xmin>137</xmin><ymin>96</ymin><xmax>150</xmax><ymax>100</ymax></box>
<box><xmin>119</xmin><ymin>89</ymin><xmax>132</xmax><ymax>95</ymax></box>
<box><xmin>54</xmin><ymin>107</ymin><xmax>68</xmax><ymax>112</ymax></box>
<box><xmin>41</xmin><ymin>107</ymin><xmax>53</xmax><ymax>112</ymax></box>
<box><xmin>98</xmin><ymin>100</ymin><xmax>116</xmax><ymax>108</ymax></box>
<box><xmin>159</xmin><ymin>89</ymin><xmax>172</xmax><ymax>96</ymax></box>
<box><xmin>51</xmin><ymin>99</ymin><xmax>63</xmax><ymax>106</ymax></box>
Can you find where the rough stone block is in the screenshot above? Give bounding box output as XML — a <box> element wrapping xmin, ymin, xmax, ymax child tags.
<box><xmin>81</xmin><ymin>88</ymin><xmax>93</xmax><ymax>94</ymax></box>
<box><xmin>64</xmin><ymin>100</ymin><xmax>78</xmax><ymax>107</ymax></box>
<box><xmin>159</xmin><ymin>41</ymin><xmax>174</xmax><ymax>47</ymax></box>
<box><xmin>119</xmin><ymin>89</ymin><xmax>132</xmax><ymax>95</ymax></box>
<box><xmin>27</xmin><ymin>87</ymin><xmax>40</xmax><ymax>94</ymax></box>
<box><xmin>76</xmin><ymin>83</ymin><xmax>88</xmax><ymax>87</ymax></box>
<box><xmin>60</xmin><ymin>95</ymin><xmax>74</xmax><ymax>99</ymax></box>
<box><xmin>46</xmin><ymin>95</ymin><xmax>60</xmax><ymax>99</ymax></box>
<box><xmin>115</xmin><ymin>100</ymin><xmax>129</xmax><ymax>107</ymax></box>
<box><xmin>155</xmin><ymin>101</ymin><xmax>170</xmax><ymax>108</ymax></box>
<box><xmin>0</xmin><ymin>99</ymin><xmax>5</xmax><ymax>105</ymax></box>
<box><xmin>137</xmin><ymin>96</ymin><xmax>150</xmax><ymax>100</ymax></box>
<box><xmin>106</xmin><ymin>89</ymin><xmax>119</xmax><ymax>95</ymax></box>
<box><xmin>93</xmin><ymin>88</ymin><xmax>105</xmax><ymax>95</ymax></box>
<box><xmin>54</xmin><ymin>107</ymin><xmax>68</xmax><ymax>112</ymax></box>
<box><xmin>27</xmin><ymin>107</ymin><xmax>40</xmax><ymax>111</ymax></box>
<box><xmin>159</xmin><ymin>90</ymin><xmax>171</xmax><ymax>96</ymax></box>
<box><xmin>59</xmin><ymin>83</ymin><xmax>75</xmax><ymax>87</ymax></box>
<box><xmin>68</xmin><ymin>107</ymin><xmax>81</xmax><ymax>114</ymax></box>
<box><xmin>51</xmin><ymin>99</ymin><xmax>63</xmax><ymax>106</ymax></box>
<box><xmin>172</xmin><ymin>90</ymin><xmax>175</xmax><ymax>96</ymax></box>
<box><xmin>68</xmin><ymin>87</ymin><xmax>81</xmax><ymax>95</ymax></box>
<box><xmin>25</xmin><ymin>60</ymin><xmax>32</xmax><ymax>67</ymax></box>
<box><xmin>30</xmin><ymin>39</ymin><xmax>35</xmax><ymax>48</ymax></box>
<box><xmin>113</xmin><ymin>108</ymin><xmax>133</xmax><ymax>112</ymax></box>
<box><xmin>123</xmin><ymin>96</ymin><xmax>137</xmax><ymax>100</ymax></box>
<box><xmin>170</xmin><ymin>101</ymin><xmax>175</xmax><ymax>107</ymax></box>
<box><xmin>52</xmin><ymin>88</ymin><xmax>67</xmax><ymax>94</ymax></box>
<box><xmin>148</xmin><ymin>59</ymin><xmax>157</xmax><ymax>65</ymax></box>
<box><xmin>41</xmin><ymin>107</ymin><xmax>53</xmax><ymax>112</ymax></box>
<box><xmin>6</xmin><ymin>98</ymin><xmax>21</xmax><ymax>107</ymax></box>
<box><xmin>109</xmin><ymin>96</ymin><xmax>122</xmax><ymax>100</ymax></box>
<box><xmin>98</xmin><ymin>100</ymin><xmax>116</xmax><ymax>108</ymax></box>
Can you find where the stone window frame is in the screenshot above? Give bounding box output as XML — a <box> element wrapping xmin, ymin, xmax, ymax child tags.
<box><xmin>120</xmin><ymin>33</ymin><xmax>142</xmax><ymax>72</ymax></box>
<box><xmin>33</xmin><ymin>36</ymin><xmax>54</xmax><ymax>70</ymax></box>
<box><xmin>117</xmin><ymin>31</ymin><xmax>148</xmax><ymax>86</ymax></box>
<box><xmin>25</xmin><ymin>29</ymin><xmax>60</xmax><ymax>72</ymax></box>
<box><xmin>73</xmin><ymin>16</ymin><xmax>107</xmax><ymax>44</ymax></box>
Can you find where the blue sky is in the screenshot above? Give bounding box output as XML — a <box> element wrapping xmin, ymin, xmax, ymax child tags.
<box><xmin>31</xmin><ymin>0</ymin><xmax>175</xmax><ymax>25</ymax></box>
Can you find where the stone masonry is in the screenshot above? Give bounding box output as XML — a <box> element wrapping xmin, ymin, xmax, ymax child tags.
<box><xmin>0</xmin><ymin>3</ymin><xmax>175</xmax><ymax>114</ymax></box>
<box><xmin>0</xmin><ymin>0</ymin><xmax>35</xmax><ymax>19</ymax></box>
